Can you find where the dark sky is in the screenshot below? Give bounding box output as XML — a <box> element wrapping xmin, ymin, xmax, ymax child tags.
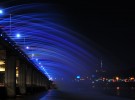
<box><xmin>48</xmin><ymin>1</ymin><xmax>135</xmax><ymax>70</ymax></box>
<box><xmin>1</xmin><ymin>0</ymin><xmax>135</xmax><ymax>71</ymax></box>
<box><xmin>54</xmin><ymin>1</ymin><xmax>135</xmax><ymax>69</ymax></box>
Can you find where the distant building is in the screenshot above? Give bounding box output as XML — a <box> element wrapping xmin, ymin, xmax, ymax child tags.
<box><xmin>95</xmin><ymin>59</ymin><xmax>106</xmax><ymax>79</ymax></box>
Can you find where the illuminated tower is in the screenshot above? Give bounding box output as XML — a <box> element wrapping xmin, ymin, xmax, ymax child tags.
<box><xmin>95</xmin><ymin>58</ymin><xmax>106</xmax><ymax>78</ymax></box>
<box><xmin>101</xmin><ymin>59</ymin><xmax>103</xmax><ymax>70</ymax></box>
<box><xmin>100</xmin><ymin>58</ymin><xmax>106</xmax><ymax>78</ymax></box>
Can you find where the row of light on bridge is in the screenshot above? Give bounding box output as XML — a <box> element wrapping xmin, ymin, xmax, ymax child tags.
<box><xmin>15</xmin><ymin>32</ymin><xmax>51</xmax><ymax>79</ymax></box>
<box><xmin>0</xmin><ymin>9</ymin><xmax>52</xmax><ymax>80</ymax></box>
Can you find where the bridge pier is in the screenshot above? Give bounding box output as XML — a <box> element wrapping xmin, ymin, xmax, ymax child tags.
<box><xmin>26</xmin><ymin>66</ymin><xmax>32</xmax><ymax>86</ymax></box>
<box><xmin>18</xmin><ymin>61</ymin><xmax>26</xmax><ymax>95</ymax></box>
<box><xmin>32</xmin><ymin>68</ymin><xmax>36</xmax><ymax>87</ymax></box>
<box><xmin>5</xmin><ymin>55</ymin><xmax>16</xmax><ymax>97</ymax></box>
<box><xmin>39</xmin><ymin>74</ymin><xmax>42</xmax><ymax>87</ymax></box>
<box><xmin>37</xmin><ymin>72</ymin><xmax>41</xmax><ymax>87</ymax></box>
<box><xmin>36</xmin><ymin>70</ymin><xmax>39</xmax><ymax>87</ymax></box>
<box><xmin>26</xmin><ymin>65</ymin><xmax>33</xmax><ymax>93</ymax></box>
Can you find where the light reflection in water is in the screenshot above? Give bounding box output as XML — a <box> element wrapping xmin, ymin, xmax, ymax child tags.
<box><xmin>116</xmin><ymin>86</ymin><xmax>120</xmax><ymax>96</ymax></box>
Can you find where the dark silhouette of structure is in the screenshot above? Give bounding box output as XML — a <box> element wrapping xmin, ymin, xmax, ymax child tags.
<box><xmin>0</xmin><ymin>28</ymin><xmax>50</xmax><ymax>97</ymax></box>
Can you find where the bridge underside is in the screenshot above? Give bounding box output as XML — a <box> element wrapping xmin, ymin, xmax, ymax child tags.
<box><xmin>0</xmin><ymin>29</ymin><xmax>51</xmax><ymax>97</ymax></box>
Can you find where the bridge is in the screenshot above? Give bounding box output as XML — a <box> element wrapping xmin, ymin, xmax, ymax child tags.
<box><xmin>0</xmin><ymin>28</ymin><xmax>51</xmax><ymax>97</ymax></box>
<box><xmin>0</xmin><ymin>3</ymin><xmax>134</xmax><ymax>100</ymax></box>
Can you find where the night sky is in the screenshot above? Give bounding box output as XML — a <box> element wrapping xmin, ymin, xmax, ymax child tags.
<box><xmin>1</xmin><ymin>0</ymin><xmax>135</xmax><ymax>72</ymax></box>
<box><xmin>52</xmin><ymin>1</ymin><xmax>135</xmax><ymax>71</ymax></box>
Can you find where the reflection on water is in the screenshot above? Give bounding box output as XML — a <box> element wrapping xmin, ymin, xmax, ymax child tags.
<box><xmin>39</xmin><ymin>88</ymin><xmax>133</xmax><ymax>100</ymax></box>
<box><xmin>96</xmin><ymin>86</ymin><xmax>135</xmax><ymax>99</ymax></box>
<box><xmin>116</xmin><ymin>86</ymin><xmax>120</xmax><ymax>96</ymax></box>
<box><xmin>1</xmin><ymin>86</ymin><xmax>135</xmax><ymax>100</ymax></box>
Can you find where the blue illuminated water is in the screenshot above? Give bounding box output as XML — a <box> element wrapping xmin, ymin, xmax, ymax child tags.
<box><xmin>5</xmin><ymin>87</ymin><xmax>133</xmax><ymax>100</ymax></box>
<box><xmin>0</xmin><ymin>3</ymin><xmax>101</xmax><ymax>89</ymax></box>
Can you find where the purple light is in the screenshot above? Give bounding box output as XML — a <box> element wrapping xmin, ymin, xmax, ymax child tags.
<box><xmin>26</xmin><ymin>46</ymin><xmax>29</xmax><ymax>49</ymax></box>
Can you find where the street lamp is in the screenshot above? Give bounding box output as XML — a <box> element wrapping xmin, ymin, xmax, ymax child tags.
<box><xmin>0</xmin><ymin>9</ymin><xmax>3</xmax><ymax>14</ymax></box>
<box><xmin>0</xmin><ymin>10</ymin><xmax>12</xmax><ymax>36</ymax></box>
<box><xmin>0</xmin><ymin>10</ymin><xmax>30</xmax><ymax>51</ymax></box>
<box><xmin>26</xmin><ymin>46</ymin><xmax>29</xmax><ymax>49</ymax></box>
<box><xmin>16</xmin><ymin>33</ymin><xmax>21</xmax><ymax>38</ymax></box>
<box><xmin>15</xmin><ymin>33</ymin><xmax>29</xmax><ymax>50</ymax></box>
<box><xmin>116</xmin><ymin>76</ymin><xmax>119</xmax><ymax>81</ymax></box>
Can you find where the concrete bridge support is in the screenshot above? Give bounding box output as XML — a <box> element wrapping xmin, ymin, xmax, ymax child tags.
<box><xmin>18</xmin><ymin>62</ymin><xmax>26</xmax><ymax>94</ymax></box>
<box><xmin>5</xmin><ymin>55</ymin><xmax>16</xmax><ymax>97</ymax></box>
<box><xmin>32</xmin><ymin>69</ymin><xmax>36</xmax><ymax>87</ymax></box>
<box><xmin>37</xmin><ymin>73</ymin><xmax>40</xmax><ymax>87</ymax></box>
<box><xmin>26</xmin><ymin>66</ymin><xmax>32</xmax><ymax>87</ymax></box>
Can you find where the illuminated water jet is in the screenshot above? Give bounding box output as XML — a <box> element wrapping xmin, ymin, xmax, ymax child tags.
<box><xmin>0</xmin><ymin>3</ymin><xmax>101</xmax><ymax>90</ymax></box>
